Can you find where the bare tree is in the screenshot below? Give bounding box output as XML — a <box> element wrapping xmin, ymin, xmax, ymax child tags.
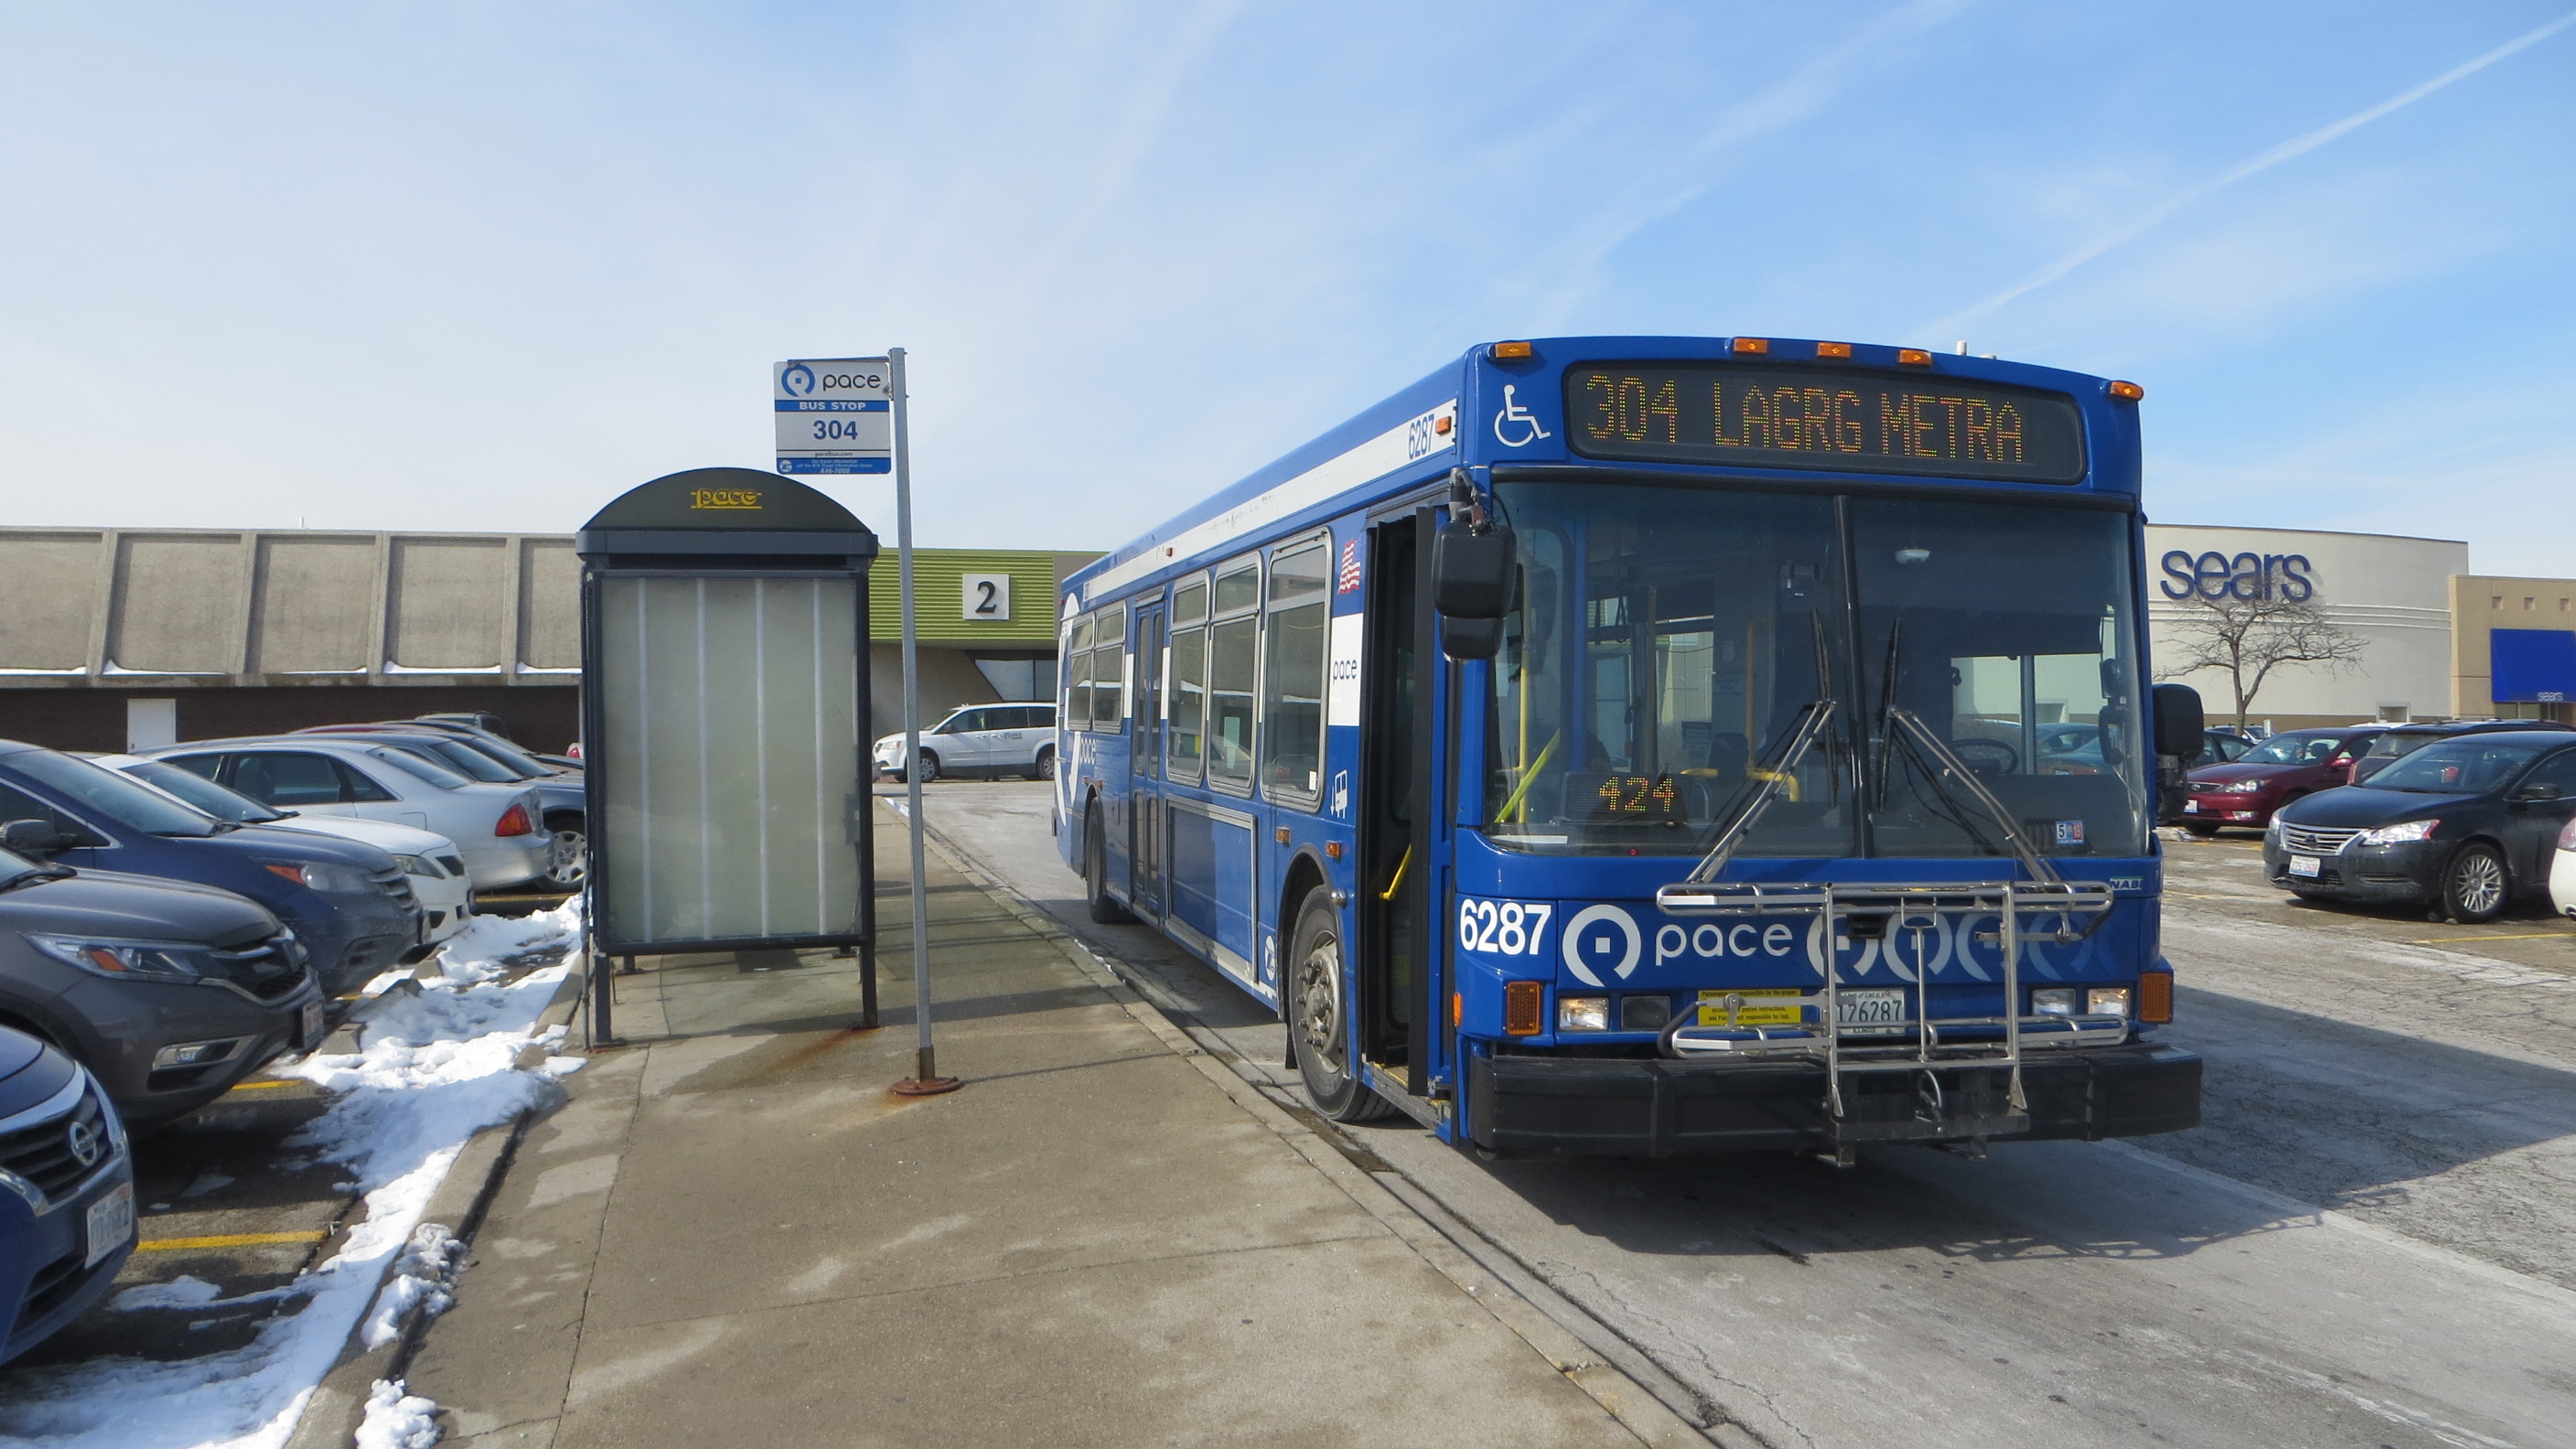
<box><xmin>2160</xmin><ymin>595</ymin><xmax>2367</xmax><ymax>728</ymax></box>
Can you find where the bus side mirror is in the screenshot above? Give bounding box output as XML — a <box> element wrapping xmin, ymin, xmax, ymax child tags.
<box><xmin>1433</xmin><ymin>518</ymin><xmax>1515</xmax><ymax>662</ymax></box>
<box><xmin>2152</xmin><ymin>683</ymin><xmax>2206</xmax><ymax>760</ymax></box>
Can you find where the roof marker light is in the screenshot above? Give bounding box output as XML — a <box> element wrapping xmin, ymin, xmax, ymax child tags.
<box><xmin>1816</xmin><ymin>342</ymin><xmax>1852</xmax><ymax>359</ymax></box>
<box><xmin>1732</xmin><ymin>338</ymin><xmax>1769</xmax><ymax>355</ymax></box>
<box><xmin>1896</xmin><ymin>349</ymin><xmax>1934</xmax><ymax>366</ymax></box>
<box><xmin>1489</xmin><ymin>340</ymin><xmax>1533</xmax><ymax>360</ymax></box>
<box><xmin>2109</xmin><ymin>380</ymin><xmax>2146</xmax><ymax>402</ymax></box>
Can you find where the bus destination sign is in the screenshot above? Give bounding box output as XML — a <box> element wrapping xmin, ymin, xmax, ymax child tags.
<box><xmin>1562</xmin><ymin>364</ymin><xmax>2086</xmax><ymax>484</ymax></box>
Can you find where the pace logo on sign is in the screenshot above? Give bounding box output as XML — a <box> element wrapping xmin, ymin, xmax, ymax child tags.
<box><xmin>775</xmin><ymin>358</ymin><xmax>895</xmax><ymax>475</ymax></box>
<box><xmin>2159</xmin><ymin>550</ymin><xmax>2316</xmax><ymax>604</ymax></box>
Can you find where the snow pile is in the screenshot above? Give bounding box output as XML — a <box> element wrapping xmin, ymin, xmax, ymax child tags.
<box><xmin>0</xmin><ymin>900</ymin><xmax>585</xmax><ymax>1449</ymax></box>
<box><xmin>353</xmin><ymin>1379</ymin><xmax>441</xmax><ymax>1449</ymax></box>
<box><xmin>360</xmin><ymin>1224</ymin><xmax>462</xmax><ymax>1351</ymax></box>
<box><xmin>108</xmin><ymin>1277</ymin><xmax>224</xmax><ymax>1312</ymax></box>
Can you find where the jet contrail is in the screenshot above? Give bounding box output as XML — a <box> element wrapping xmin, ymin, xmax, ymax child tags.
<box><xmin>1917</xmin><ymin>7</ymin><xmax>2576</xmax><ymax>339</ymax></box>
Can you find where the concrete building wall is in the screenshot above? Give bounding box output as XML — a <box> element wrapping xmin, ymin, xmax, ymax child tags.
<box><xmin>2146</xmin><ymin>524</ymin><xmax>2467</xmax><ymax>730</ymax></box>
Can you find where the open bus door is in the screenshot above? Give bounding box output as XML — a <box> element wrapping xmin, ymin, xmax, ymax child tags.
<box><xmin>1356</xmin><ymin>510</ymin><xmax>1441</xmax><ymax>1100</ymax></box>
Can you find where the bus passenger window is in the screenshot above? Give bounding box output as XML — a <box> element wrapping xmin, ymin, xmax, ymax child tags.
<box><xmin>1169</xmin><ymin>581</ymin><xmax>1209</xmax><ymax>782</ymax></box>
<box><xmin>1089</xmin><ymin>609</ymin><xmax>1125</xmax><ymax>730</ymax></box>
<box><xmin>1262</xmin><ymin>539</ymin><xmax>1330</xmax><ymax>801</ymax></box>
<box><xmin>1067</xmin><ymin>617</ymin><xmax>1094</xmax><ymax>730</ymax></box>
<box><xmin>1208</xmin><ymin>554</ymin><xmax>1261</xmax><ymax>788</ymax></box>
<box><xmin>1210</xmin><ymin>617</ymin><xmax>1256</xmax><ymax>783</ymax></box>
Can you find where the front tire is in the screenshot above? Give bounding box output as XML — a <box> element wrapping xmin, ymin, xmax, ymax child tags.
<box><xmin>1084</xmin><ymin>807</ymin><xmax>1134</xmax><ymax>924</ymax></box>
<box><xmin>1288</xmin><ymin>886</ymin><xmax>1392</xmax><ymax>1122</ymax></box>
<box><xmin>2440</xmin><ymin>843</ymin><xmax>2509</xmax><ymax>923</ymax></box>
<box><xmin>2182</xmin><ymin>821</ymin><xmax>2220</xmax><ymax>838</ymax></box>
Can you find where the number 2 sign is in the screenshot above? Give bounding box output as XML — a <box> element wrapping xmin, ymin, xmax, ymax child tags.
<box><xmin>961</xmin><ymin>574</ymin><xmax>1011</xmax><ymax>622</ymax></box>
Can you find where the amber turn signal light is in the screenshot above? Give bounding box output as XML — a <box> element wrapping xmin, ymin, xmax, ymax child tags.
<box><xmin>1504</xmin><ymin>981</ymin><xmax>1545</xmax><ymax>1036</ymax></box>
<box><xmin>1896</xmin><ymin>349</ymin><xmax>1933</xmax><ymax>366</ymax></box>
<box><xmin>1732</xmin><ymin>337</ymin><xmax>1769</xmax><ymax>355</ymax></box>
<box><xmin>2139</xmin><ymin>971</ymin><xmax>2173</xmax><ymax>1024</ymax></box>
<box><xmin>2108</xmin><ymin>380</ymin><xmax>2146</xmax><ymax>401</ymax></box>
<box><xmin>1452</xmin><ymin>992</ymin><xmax>1463</xmax><ymax>1027</ymax></box>
<box><xmin>1816</xmin><ymin>341</ymin><xmax>1852</xmax><ymax>359</ymax></box>
<box><xmin>1489</xmin><ymin>340</ymin><xmax>1533</xmax><ymax>360</ymax></box>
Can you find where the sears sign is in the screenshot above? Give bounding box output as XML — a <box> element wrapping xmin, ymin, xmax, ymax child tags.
<box><xmin>2159</xmin><ymin>550</ymin><xmax>2315</xmax><ymax>604</ymax></box>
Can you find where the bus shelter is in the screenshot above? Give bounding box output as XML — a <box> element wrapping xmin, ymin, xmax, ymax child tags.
<box><xmin>576</xmin><ymin>467</ymin><xmax>881</xmax><ymax>1036</ymax></box>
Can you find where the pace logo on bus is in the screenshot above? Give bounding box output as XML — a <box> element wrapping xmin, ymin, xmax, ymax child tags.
<box><xmin>1460</xmin><ymin>897</ymin><xmax>2119</xmax><ymax>987</ymax></box>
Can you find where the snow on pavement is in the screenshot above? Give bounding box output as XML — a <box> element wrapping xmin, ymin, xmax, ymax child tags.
<box><xmin>0</xmin><ymin>901</ymin><xmax>587</xmax><ymax>1449</ymax></box>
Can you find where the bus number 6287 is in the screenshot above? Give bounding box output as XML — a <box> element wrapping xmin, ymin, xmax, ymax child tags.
<box><xmin>1458</xmin><ymin>897</ymin><xmax>1553</xmax><ymax>957</ymax></box>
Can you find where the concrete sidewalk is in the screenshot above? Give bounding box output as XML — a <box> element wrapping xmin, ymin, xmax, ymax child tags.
<box><xmin>404</xmin><ymin>807</ymin><xmax>1680</xmax><ymax>1448</ymax></box>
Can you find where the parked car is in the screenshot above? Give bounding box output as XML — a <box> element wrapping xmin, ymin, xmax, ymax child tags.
<box><xmin>2176</xmin><ymin>727</ymin><xmax>2382</xmax><ymax>835</ymax></box>
<box><xmin>2348</xmin><ymin>719</ymin><xmax>2576</xmax><ymax>784</ymax></box>
<box><xmin>0</xmin><ymin>1022</ymin><xmax>134</xmax><ymax>1366</ymax></box>
<box><xmin>307</xmin><ymin>719</ymin><xmax>577</xmax><ymax>781</ymax></box>
<box><xmin>146</xmin><ymin>738</ymin><xmax>550</xmax><ymax>893</ymax></box>
<box><xmin>2201</xmin><ymin>728</ymin><xmax>2257</xmax><ymax>764</ymax></box>
<box><xmin>0</xmin><ymin>743</ymin><xmax>417</xmax><ymax>995</ymax></box>
<box><xmin>278</xmin><ymin>729</ymin><xmax>583</xmax><ymax>887</ymax></box>
<box><xmin>2266</xmin><ymin>730</ymin><xmax>2576</xmax><ymax>922</ymax></box>
<box><xmin>91</xmin><ymin>755</ymin><xmax>474</xmax><ymax>952</ymax></box>
<box><xmin>2552</xmin><ymin>814</ymin><xmax>2576</xmax><ymax>922</ymax></box>
<box><xmin>0</xmin><ymin>841</ymin><xmax>318</xmax><ymax>1124</ymax></box>
<box><xmin>874</xmin><ymin>704</ymin><xmax>1058</xmax><ymax>783</ymax></box>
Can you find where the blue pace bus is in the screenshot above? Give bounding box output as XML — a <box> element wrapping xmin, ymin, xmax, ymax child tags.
<box><xmin>1056</xmin><ymin>336</ymin><xmax>2207</xmax><ymax>1157</ymax></box>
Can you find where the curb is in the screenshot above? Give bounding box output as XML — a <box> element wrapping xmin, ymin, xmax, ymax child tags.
<box><xmin>906</xmin><ymin>809</ymin><xmax>1761</xmax><ymax>1449</ymax></box>
<box><xmin>282</xmin><ymin>957</ymin><xmax>590</xmax><ymax>1449</ymax></box>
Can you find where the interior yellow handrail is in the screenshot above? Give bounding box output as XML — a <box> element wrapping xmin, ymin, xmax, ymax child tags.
<box><xmin>1493</xmin><ymin>730</ymin><xmax>1562</xmax><ymax>823</ymax></box>
<box><xmin>1377</xmin><ymin>844</ymin><xmax>1412</xmax><ymax>902</ymax></box>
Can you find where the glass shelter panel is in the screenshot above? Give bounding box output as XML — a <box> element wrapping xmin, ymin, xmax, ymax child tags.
<box><xmin>597</xmin><ymin>574</ymin><xmax>865</xmax><ymax>946</ymax></box>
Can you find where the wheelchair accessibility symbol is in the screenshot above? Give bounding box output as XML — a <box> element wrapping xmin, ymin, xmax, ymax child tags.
<box><xmin>1492</xmin><ymin>385</ymin><xmax>1552</xmax><ymax>447</ymax></box>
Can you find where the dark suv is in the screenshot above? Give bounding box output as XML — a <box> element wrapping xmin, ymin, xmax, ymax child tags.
<box><xmin>0</xmin><ymin>743</ymin><xmax>420</xmax><ymax>995</ymax></box>
<box><xmin>2349</xmin><ymin>719</ymin><xmax>2576</xmax><ymax>784</ymax></box>
<box><xmin>2177</xmin><ymin>727</ymin><xmax>2381</xmax><ymax>835</ymax></box>
<box><xmin>0</xmin><ymin>1023</ymin><xmax>135</xmax><ymax>1365</ymax></box>
<box><xmin>0</xmin><ymin>844</ymin><xmax>318</xmax><ymax>1125</ymax></box>
<box><xmin>2267</xmin><ymin>729</ymin><xmax>2576</xmax><ymax>921</ymax></box>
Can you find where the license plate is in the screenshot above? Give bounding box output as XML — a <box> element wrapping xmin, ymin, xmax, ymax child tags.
<box><xmin>1697</xmin><ymin>988</ymin><xmax>1805</xmax><ymax>1028</ymax></box>
<box><xmin>2289</xmin><ymin>853</ymin><xmax>2322</xmax><ymax>878</ymax></box>
<box><xmin>85</xmin><ymin>1181</ymin><xmax>134</xmax><ymax>1268</ymax></box>
<box><xmin>1834</xmin><ymin>988</ymin><xmax>1908</xmax><ymax>1036</ymax></box>
<box><xmin>2183</xmin><ymin>799</ymin><xmax>2199</xmax><ymax>812</ymax></box>
<box><xmin>297</xmin><ymin>1000</ymin><xmax>326</xmax><ymax>1049</ymax></box>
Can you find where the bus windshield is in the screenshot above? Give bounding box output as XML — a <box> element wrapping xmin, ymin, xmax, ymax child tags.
<box><xmin>1483</xmin><ymin>481</ymin><xmax>2148</xmax><ymax>859</ymax></box>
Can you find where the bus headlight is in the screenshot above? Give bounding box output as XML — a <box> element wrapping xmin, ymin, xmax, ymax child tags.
<box><xmin>2087</xmin><ymin>987</ymin><xmax>2132</xmax><ymax>1017</ymax></box>
<box><xmin>2031</xmin><ymin>988</ymin><xmax>2078</xmax><ymax>1016</ymax></box>
<box><xmin>1556</xmin><ymin>995</ymin><xmax>1609</xmax><ymax>1032</ymax></box>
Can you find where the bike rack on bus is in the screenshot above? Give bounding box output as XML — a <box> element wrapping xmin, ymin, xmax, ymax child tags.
<box><xmin>1652</xmin><ymin>878</ymin><xmax>2120</xmax><ymax>1133</ymax></box>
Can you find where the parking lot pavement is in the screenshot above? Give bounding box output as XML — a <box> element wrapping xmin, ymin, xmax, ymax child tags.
<box><xmin>0</xmin><ymin>908</ymin><xmax>584</xmax><ymax>1448</ymax></box>
<box><xmin>920</xmin><ymin>781</ymin><xmax>2576</xmax><ymax>1449</ymax></box>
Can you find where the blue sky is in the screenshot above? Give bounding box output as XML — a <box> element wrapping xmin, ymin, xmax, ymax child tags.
<box><xmin>3</xmin><ymin>3</ymin><xmax>2571</xmax><ymax>571</ymax></box>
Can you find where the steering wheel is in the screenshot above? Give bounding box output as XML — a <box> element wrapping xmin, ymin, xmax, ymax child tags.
<box><xmin>1948</xmin><ymin>738</ymin><xmax>2019</xmax><ymax>777</ymax></box>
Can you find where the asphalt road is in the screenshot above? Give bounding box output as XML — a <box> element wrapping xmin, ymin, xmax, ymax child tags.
<box><xmin>913</xmin><ymin>781</ymin><xmax>2576</xmax><ymax>1449</ymax></box>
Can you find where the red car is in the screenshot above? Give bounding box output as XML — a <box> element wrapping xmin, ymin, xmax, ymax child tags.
<box><xmin>2178</xmin><ymin>727</ymin><xmax>2382</xmax><ymax>835</ymax></box>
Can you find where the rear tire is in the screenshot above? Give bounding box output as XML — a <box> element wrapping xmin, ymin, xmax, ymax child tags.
<box><xmin>1084</xmin><ymin>807</ymin><xmax>1134</xmax><ymax>924</ymax></box>
<box><xmin>2182</xmin><ymin>821</ymin><xmax>2220</xmax><ymax>838</ymax></box>
<box><xmin>1034</xmin><ymin>746</ymin><xmax>1056</xmax><ymax>780</ymax></box>
<box><xmin>2440</xmin><ymin>843</ymin><xmax>2508</xmax><ymax>923</ymax></box>
<box><xmin>1288</xmin><ymin>886</ymin><xmax>1394</xmax><ymax>1122</ymax></box>
<box><xmin>542</xmin><ymin>815</ymin><xmax>587</xmax><ymax>888</ymax></box>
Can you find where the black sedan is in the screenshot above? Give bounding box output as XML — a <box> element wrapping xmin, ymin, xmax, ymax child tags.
<box><xmin>2266</xmin><ymin>730</ymin><xmax>2576</xmax><ymax>922</ymax></box>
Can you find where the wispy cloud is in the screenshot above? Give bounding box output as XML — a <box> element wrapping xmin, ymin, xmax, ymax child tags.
<box><xmin>1916</xmin><ymin>6</ymin><xmax>2576</xmax><ymax>340</ymax></box>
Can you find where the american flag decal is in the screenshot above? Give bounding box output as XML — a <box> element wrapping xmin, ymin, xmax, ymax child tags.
<box><xmin>1336</xmin><ymin>539</ymin><xmax>1362</xmax><ymax>594</ymax></box>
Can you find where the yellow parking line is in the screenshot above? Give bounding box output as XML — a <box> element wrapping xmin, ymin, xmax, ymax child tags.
<box><xmin>226</xmin><ymin>1079</ymin><xmax>299</xmax><ymax>1092</ymax></box>
<box><xmin>2414</xmin><ymin>931</ymin><xmax>2572</xmax><ymax>944</ymax></box>
<box><xmin>135</xmin><ymin>1229</ymin><xmax>327</xmax><ymax>1251</ymax></box>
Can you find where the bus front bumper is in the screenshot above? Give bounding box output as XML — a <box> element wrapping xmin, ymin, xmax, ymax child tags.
<box><xmin>1464</xmin><ymin>1042</ymin><xmax>2201</xmax><ymax>1156</ymax></box>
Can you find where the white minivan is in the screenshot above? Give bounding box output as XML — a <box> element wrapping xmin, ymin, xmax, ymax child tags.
<box><xmin>147</xmin><ymin>738</ymin><xmax>551</xmax><ymax>890</ymax></box>
<box><xmin>874</xmin><ymin>704</ymin><xmax>1057</xmax><ymax>783</ymax></box>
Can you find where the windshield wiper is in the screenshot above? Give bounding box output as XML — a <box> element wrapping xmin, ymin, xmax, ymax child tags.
<box><xmin>1682</xmin><ymin>698</ymin><xmax>1838</xmax><ymax>885</ymax></box>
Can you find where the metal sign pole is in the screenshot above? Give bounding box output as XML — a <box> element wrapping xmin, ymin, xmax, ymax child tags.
<box><xmin>889</xmin><ymin>347</ymin><xmax>959</xmax><ymax>1097</ymax></box>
